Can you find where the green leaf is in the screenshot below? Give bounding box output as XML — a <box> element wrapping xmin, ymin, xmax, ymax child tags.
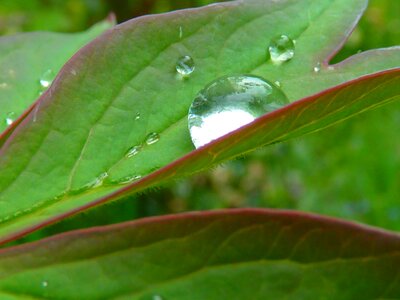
<box><xmin>0</xmin><ymin>17</ymin><xmax>115</xmax><ymax>136</ymax></box>
<box><xmin>0</xmin><ymin>209</ymin><xmax>399</xmax><ymax>299</ymax></box>
<box><xmin>0</xmin><ymin>0</ymin><xmax>399</xmax><ymax>244</ymax></box>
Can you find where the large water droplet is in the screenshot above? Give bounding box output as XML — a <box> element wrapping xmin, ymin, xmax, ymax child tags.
<box><xmin>5</xmin><ymin>112</ymin><xmax>16</xmax><ymax>126</ymax></box>
<box><xmin>268</xmin><ymin>35</ymin><xmax>295</xmax><ymax>64</ymax></box>
<box><xmin>188</xmin><ymin>75</ymin><xmax>289</xmax><ymax>148</ymax></box>
<box><xmin>145</xmin><ymin>132</ymin><xmax>160</xmax><ymax>145</ymax></box>
<box><xmin>126</xmin><ymin>145</ymin><xmax>143</xmax><ymax>157</ymax></box>
<box><xmin>40</xmin><ymin>69</ymin><xmax>55</xmax><ymax>89</ymax></box>
<box><xmin>176</xmin><ymin>55</ymin><xmax>195</xmax><ymax>77</ymax></box>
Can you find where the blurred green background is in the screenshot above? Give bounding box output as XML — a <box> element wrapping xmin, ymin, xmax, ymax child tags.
<box><xmin>0</xmin><ymin>0</ymin><xmax>399</xmax><ymax>245</ymax></box>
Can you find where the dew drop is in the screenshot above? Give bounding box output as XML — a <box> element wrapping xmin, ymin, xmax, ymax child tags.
<box><xmin>188</xmin><ymin>75</ymin><xmax>289</xmax><ymax>148</ymax></box>
<box><xmin>153</xmin><ymin>295</ymin><xmax>163</xmax><ymax>300</ymax></box>
<box><xmin>41</xmin><ymin>281</ymin><xmax>48</xmax><ymax>288</ymax></box>
<box><xmin>268</xmin><ymin>34</ymin><xmax>295</xmax><ymax>64</ymax></box>
<box><xmin>40</xmin><ymin>69</ymin><xmax>55</xmax><ymax>89</ymax></box>
<box><xmin>5</xmin><ymin>112</ymin><xmax>16</xmax><ymax>126</ymax></box>
<box><xmin>313</xmin><ymin>62</ymin><xmax>321</xmax><ymax>73</ymax></box>
<box><xmin>126</xmin><ymin>145</ymin><xmax>143</xmax><ymax>157</ymax></box>
<box><xmin>274</xmin><ymin>80</ymin><xmax>281</xmax><ymax>87</ymax></box>
<box><xmin>176</xmin><ymin>55</ymin><xmax>195</xmax><ymax>77</ymax></box>
<box><xmin>135</xmin><ymin>112</ymin><xmax>141</xmax><ymax>120</ymax></box>
<box><xmin>145</xmin><ymin>132</ymin><xmax>160</xmax><ymax>145</ymax></box>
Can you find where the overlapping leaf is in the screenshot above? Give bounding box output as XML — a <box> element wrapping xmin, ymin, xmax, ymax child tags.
<box><xmin>0</xmin><ymin>209</ymin><xmax>399</xmax><ymax>299</ymax></box>
<box><xmin>0</xmin><ymin>0</ymin><xmax>399</xmax><ymax>244</ymax></box>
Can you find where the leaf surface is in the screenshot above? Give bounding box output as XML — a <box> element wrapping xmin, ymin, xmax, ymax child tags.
<box><xmin>0</xmin><ymin>209</ymin><xmax>399</xmax><ymax>299</ymax></box>
<box><xmin>0</xmin><ymin>0</ymin><xmax>399</xmax><ymax>244</ymax></box>
<box><xmin>0</xmin><ymin>18</ymin><xmax>114</xmax><ymax>136</ymax></box>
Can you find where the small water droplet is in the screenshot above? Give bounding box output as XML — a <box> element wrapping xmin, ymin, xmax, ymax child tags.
<box><xmin>5</xmin><ymin>112</ymin><xmax>16</xmax><ymax>126</ymax></box>
<box><xmin>88</xmin><ymin>172</ymin><xmax>108</xmax><ymax>189</ymax></box>
<box><xmin>179</xmin><ymin>26</ymin><xmax>183</xmax><ymax>39</ymax></box>
<box><xmin>126</xmin><ymin>145</ymin><xmax>143</xmax><ymax>157</ymax></box>
<box><xmin>70</xmin><ymin>172</ymin><xmax>108</xmax><ymax>194</ymax></box>
<box><xmin>188</xmin><ymin>75</ymin><xmax>289</xmax><ymax>148</ymax></box>
<box><xmin>41</xmin><ymin>281</ymin><xmax>48</xmax><ymax>288</ymax></box>
<box><xmin>116</xmin><ymin>174</ymin><xmax>142</xmax><ymax>185</ymax></box>
<box><xmin>274</xmin><ymin>80</ymin><xmax>281</xmax><ymax>87</ymax></box>
<box><xmin>145</xmin><ymin>132</ymin><xmax>160</xmax><ymax>145</ymax></box>
<box><xmin>135</xmin><ymin>112</ymin><xmax>141</xmax><ymax>120</ymax></box>
<box><xmin>153</xmin><ymin>295</ymin><xmax>163</xmax><ymax>300</ymax></box>
<box><xmin>313</xmin><ymin>62</ymin><xmax>321</xmax><ymax>73</ymax></box>
<box><xmin>40</xmin><ymin>69</ymin><xmax>55</xmax><ymax>89</ymax></box>
<box><xmin>268</xmin><ymin>34</ymin><xmax>295</xmax><ymax>64</ymax></box>
<box><xmin>176</xmin><ymin>55</ymin><xmax>195</xmax><ymax>77</ymax></box>
<box><xmin>0</xmin><ymin>82</ymin><xmax>8</xmax><ymax>89</ymax></box>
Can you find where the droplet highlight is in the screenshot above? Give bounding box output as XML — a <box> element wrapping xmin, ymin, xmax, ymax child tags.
<box><xmin>145</xmin><ymin>132</ymin><xmax>160</xmax><ymax>145</ymax></box>
<box><xmin>41</xmin><ymin>281</ymin><xmax>48</xmax><ymax>288</ymax></box>
<box><xmin>40</xmin><ymin>69</ymin><xmax>55</xmax><ymax>89</ymax></box>
<box><xmin>313</xmin><ymin>62</ymin><xmax>321</xmax><ymax>73</ymax></box>
<box><xmin>126</xmin><ymin>145</ymin><xmax>143</xmax><ymax>157</ymax></box>
<box><xmin>188</xmin><ymin>75</ymin><xmax>289</xmax><ymax>148</ymax></box>
<box><xmin>135</xmin><ymin>112</ymin><xmax>141</xmax><ymax>120</ymax></box>
<box><xmin>176</xmin><ymin>55</ymin><xmax>195</xmax><ymax>77</ymax></box>
<box><xmin>5</xmin><ymin>112</ymin><xmax>16</xmax><ymax>126</ymax></box>
<box><xmin>268</xmin><ymin>35</ymin><xmax>295</xmax><ymax>64</ymax></box>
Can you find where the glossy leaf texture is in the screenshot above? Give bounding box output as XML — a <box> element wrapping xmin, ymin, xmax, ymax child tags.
<box><xmin>0</xmin><ymin>209</ymin><xmax>399</xmax><ymax>299</ymax></box>
<box><xmin>0</xmin><ymin>17</ymin><xmax>114</xmax><ymax>136</ymax></box>
<box><xmin>0</xmin><ymin>0</ymin><xmax>399</xmax><ymax>244</ymax></box>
